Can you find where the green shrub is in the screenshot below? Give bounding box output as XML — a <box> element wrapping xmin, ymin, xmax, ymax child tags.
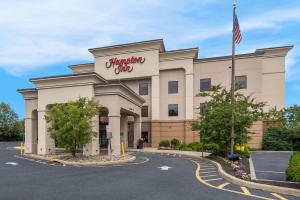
<box><xmin>181</xmin><ymin>147</ymin><xmax>193</xmax><ymax>151</ymax></box>
<box><xmin>286</xmin><ymin>152</ymin><xmax>300</xmax><ymax>183</ymax></box>
<box><xmin>192</xmin><ymin>143</ymin><xmax>203</xmax><ymax>151</ymax></box>
<box><xmin>236</xmin><ymin>150</ymin><xmax>251</xmax><ymax>158</ymax></box>
<box><xmin>263</xmin><ymin>128</ymin><xmax>292</xmax><ymax>151</ymax></box>
<box><xmin>170</xmin><ymin>138</ymin><xmax>181</xmax><ymax>148</ymax></box>
<box><xmin>203</xmin><ymin>143</ymin><xmax>220</xmax><ymax>153</ymax></box>
<box><xmin>159</xmin><ymin>140</ymin><xmax>170</xmax><ymax>147</ymax></box>
<box><xmin>178</xmin><ymin>143</ymin><xmax>187</xmax><ymax>150</ymax></box>
<box><xmin>187</xmin><ymin>142</ymin><xmax>200</xmax><ymax>148</ymax></box>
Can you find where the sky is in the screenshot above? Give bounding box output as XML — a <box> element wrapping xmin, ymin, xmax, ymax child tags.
<box><xmin>0</xmin><ymin>0</ymin><xmax>299</xmax><ymax>119</ymax></box>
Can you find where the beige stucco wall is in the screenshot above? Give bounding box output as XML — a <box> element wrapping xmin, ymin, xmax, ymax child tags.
<box><xmin>193</xmin><ymin>56</ymin><xmax>264</xmax><ymax>118</ymax></box>
<box><xmin>122</xmin><ymin>79</ymin><xmax>152</xmax><ymax>121</ymax></box>
<box><xmin>159</xmin><ymin>69</ymin><xmax>186</xmax><ymax>120</ymax></box>
<box><xmin>261</xmin><ymin>55</ymin><xmax>285</xmax><ymax>110</ymax></box>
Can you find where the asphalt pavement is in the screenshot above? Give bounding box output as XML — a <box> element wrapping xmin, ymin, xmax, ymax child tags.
<box><xmin>251</xmin><ymin>151</ymin><xmax>293</xmax><ymax>182</ymax></box>
<box><xmin>0</xmin><ymin>142</ymin><xmax>298</xmax><ymax>200</ymax></box>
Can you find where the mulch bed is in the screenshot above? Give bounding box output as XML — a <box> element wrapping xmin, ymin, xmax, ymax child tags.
<box><xmin>58</xmin><ymin>154</ymin><xmax>132</xmax><ymax>162</ymax></box>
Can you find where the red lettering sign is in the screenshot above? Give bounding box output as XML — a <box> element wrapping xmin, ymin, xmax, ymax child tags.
<box><xmin>105</xmin><ymin>56</ymin><xmax>145</xmax><ymax>75</ymax></box>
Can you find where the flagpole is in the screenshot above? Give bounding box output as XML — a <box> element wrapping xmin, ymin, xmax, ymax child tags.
<box><xmin>230</xmin><ymin>1</ymin><xmax>236</xmax><ymax>155</ymax></box>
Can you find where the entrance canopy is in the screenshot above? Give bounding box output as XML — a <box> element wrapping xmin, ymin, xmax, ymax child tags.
<box><xmin>18</xmin><ymin>72</ymin><xmax>145</xmax><ymax>156</ymax></box>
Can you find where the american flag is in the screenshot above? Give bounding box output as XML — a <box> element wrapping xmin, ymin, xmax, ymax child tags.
<box><xmin>233</xmin><ymin>11</ymin><xmax>242</xmax><ymax>44</ymax></box>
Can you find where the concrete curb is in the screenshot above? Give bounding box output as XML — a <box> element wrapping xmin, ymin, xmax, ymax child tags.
<box><xmin>206</xmin><ymin>158</ymin><xmax>300</xmax><ymax>197</ymax></box>
<box><xmin>248</xmin><ymin>155</ymin><xmax>257</xmax><ymax>180</ymax></box>
<box><xmin>25</xmin><ymin>154</ymin><xmax>136</xmax><ymax>166</ymax></box>
<box><xmin>127</xmin><ymin>148</ymin><xmax>210</xmax><ymax>158</ymax></box>
<box><xmin>252</xmin><ymin>151</ymin><xmax>294</xmax><ymax>153</ymax></box>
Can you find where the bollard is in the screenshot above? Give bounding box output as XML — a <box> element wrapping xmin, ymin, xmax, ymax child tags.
<box><xmin>121</xmin><ymin>142</ymin><xmax>125</xmax><ymax>157</ymax></box>
<box><xmin>20</xmin><ymin>142</ymin><xmax>24</xmax><ymax>156</ymax></box>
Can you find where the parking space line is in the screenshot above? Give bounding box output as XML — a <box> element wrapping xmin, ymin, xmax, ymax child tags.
<box><xmin>205</xmin><ymin>178</ymin><xmax>222</xmax><ymax>182</ymax></box>
<box><xmin>201</xmin><ymin>170</ymin><xmax>217</xmax><ymax>174</ymax></box>
<box><xmin>256</xmin><ymin>170</ymin><xmax>285</xmax><ymax>174</ymax></box>
<box><xmin>241</xmin><ymin>187</ymin><xmax>251</xmax><ymax>195</ymax></box>
<box><xmin>200</xmin><ymin>167</ymin><xmax>215</xmax><ymax>171</ymax></box>
<box><xmin>201</xmin><ymin>165</ymin><xmax>214</xmax><ymax>168</ymax></box>
<box><xmin>217</xmin><ymin>182</ymin><xmax>230</xmax><ymax>189</ymax></box>
<box><xmin>201</xmin><ymin>174</ymin><xmax>218</xmax><ymax>178</ymax></box>
<box><xmin>271</xmin><ymin>193</ymin><xmax>288</xmax><ymax>200</ymax></box>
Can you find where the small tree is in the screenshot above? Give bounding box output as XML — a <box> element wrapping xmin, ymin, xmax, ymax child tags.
<box><xmin>191</xmin><ymin>85</ymin><xmax>266</xmax><ymax>154</ymax></box>
<box><xmin>0</xmin><ymin>102</ymin><xmax>23</xmax><ymax>141</ymax></box>
<box><xmin>45</xmin><ymin>97</ymin><xmax>100</xmax><ymax>157</ymax></box>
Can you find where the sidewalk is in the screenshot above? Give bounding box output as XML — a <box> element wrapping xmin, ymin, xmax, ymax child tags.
<box><xmin>127</xmin><ymin>147</ymin><xmax>211</xmax><ymax>158</ymax></box>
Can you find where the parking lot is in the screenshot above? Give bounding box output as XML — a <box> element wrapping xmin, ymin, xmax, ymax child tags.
<box><xmin>0</xmin><ymin>142</ymin><xmax>298</xmax><ymax>200</ymax></box>
<box><xmin>251</xmin><ymin>151</ymin><xmax>293</xmax><ymax>182</ymax></box>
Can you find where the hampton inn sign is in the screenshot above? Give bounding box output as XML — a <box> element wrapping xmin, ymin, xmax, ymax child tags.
<box><xmin>18</xmin><ymin>39</ymin><xmax>292</xmax><ymax>156</ymax></box>
<box><xmin>105</xmin><ymin>56</ymin><xmax>146</xmax><ymax>74</ymax></box>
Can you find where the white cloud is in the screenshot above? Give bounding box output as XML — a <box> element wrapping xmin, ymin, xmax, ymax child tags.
<box><xmin>184</xmin><ymin>5</ymin><xmax>300</xmax><ymax>42</ymax></box>
<box><xmin>0</xmin><ymin>0</ymin><xmax>299</xmax><ymax>76</ymax></box>
<box><xmin>286</xmin><ymin>50</ymin><xmax>300</xmax><ymax>82</ymax></box>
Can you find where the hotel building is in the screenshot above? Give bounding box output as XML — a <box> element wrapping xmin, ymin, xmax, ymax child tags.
<box><xmin>18</xmin><ymin>39</ymin><xmax>292</xmax><ymax>156</ymax></box>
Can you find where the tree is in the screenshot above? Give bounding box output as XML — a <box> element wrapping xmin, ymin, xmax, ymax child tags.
<box><xmin>45</xmin><ymin>97</ymin><xmax>100</xmax><ymax>157</ymax></box>
<box><xmin>0</xmin><ymin>102</ymin><xmax>23</xmax><ymax>141</ymax></box>
<box><xmin>191</xmin><ymin>85</ymin><xmax>266</xmax><ymax>154</ymax></box>
<box><xmin>263</xmin><ymin>105</ymin><xmax>300</xmax><ymax>151</ymax></box>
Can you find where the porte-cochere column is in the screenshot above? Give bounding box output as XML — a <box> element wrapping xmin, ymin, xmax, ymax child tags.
<box><xmin>120</xmin><ymin>116</ymin><xmax>129</xmax><ymax>148</ymax></box>
<box><xmin>109</xmin><ymin>115</ymin><xmax>121</xmax><ymax>156</ymax></box>
<box><xmin>133</xmin><ymin>116</ymin><xmax>141</xmax><ymax>148</ymax></box>
<box><xmin>24</xmin><ymin>110</ymin><xmax>38</xmax><ymax>154</ymax></box>
<box><xmin>83</xmin><ymin>115</ymin><xmax>100</xmax><ymax>156</ymax></box>
<box><xmin>37</xmin><ymin>110</ymin><xmax>55</xmax><ymax>155</ymax></box>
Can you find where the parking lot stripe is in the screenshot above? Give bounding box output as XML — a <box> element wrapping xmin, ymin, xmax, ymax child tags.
<box><xmin>201</xmin><ymin>170</ymin><xmax>217</xmax><ymax>174</ymax></box>
<box><xmin>241</xmin><ymin>187</ymin><xmax>251</xmax><ymax>195</ymax></box>
<box><xmin>200</xmin><ymin>167</ymin><xmax>215</xmax><ymax>171</ymax></box>
<box><xmin>201</xmin><ymin>174</ymin><xmax>218</xmax><ymax>178</ymax></box>
<box><xmin>205</xmin><ymin>178</ymin><xmax>222</xmax><ymax>182</ymax></box>
<box><xmin>217</xmin><ymin>182</ymin><xmax>230</xmax><ymax>189</ymax></box>
<box><xmin>201</xmin><ymin>165</ymin><xmax>213</xmax><ymax>168</ymax></box>
<box><xmin>256</xmin><ymin>170</ymin><xmax>285</xmax><ymax>174</ymax></box>
<box><xmin>270</xmin><ymin>193</ymin><xmax>288</xmax><ymax>200</ymax></box>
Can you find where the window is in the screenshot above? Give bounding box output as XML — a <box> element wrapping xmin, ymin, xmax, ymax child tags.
<box><xmin>168</xmin><ymin>104</ymin><xmax>178</xmax><ymax>116</ymax></box>
<box><xmin>139</xmin><ymin>83</ymin><xmax>148</xmax><ymax>95</ymax></box>
<box><xmin>168</xmin><ymin>81</ymin><xmax>178</xmax><ymax>94</ymax></box>
<box><xmin>141</xmin><ymin>106</ymin><xmax>148</xmax><ymax>117</ymax></box>
<box><xmin>200</xmin><ymin>78</ymin><xmax>211</xmax><ymax>92</ymax></box>
<box><xmin>142</xmin><ymin>131</ymin><xmax>149</xmax><ymax>143</ymax></box>
<box><xmin>200</xmin><ymin>103</ymin><xmax>206</xmax><ymax>115</ymax></box>
<box><xmin>235</xmin><ymin>75</ymin><xmax>247</xmax><ymax>89</ymax></box>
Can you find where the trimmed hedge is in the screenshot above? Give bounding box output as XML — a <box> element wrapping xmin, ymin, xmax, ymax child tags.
<box><xmin>159</xmin><ymin>140</ymin><xmax>170</xmax><ymax>147</ymax></box>
<box><xmin>181</xmin><ymin>147</ymin><xmax>193</xmax><ymax>151</ymax></box>
<box><xmin>286</xmin><ymin>152</ymin><xmax>300</xmax><ymax>183</ymax></box>
<box><xmin>158</xmin><ymin>139</ymin><xmax>219</xmax><ymax>154</ymax></box>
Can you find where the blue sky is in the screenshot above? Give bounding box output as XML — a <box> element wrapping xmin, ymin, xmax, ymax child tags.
<box><xmin>0</xmin><ymin>0</ymin><xmax>299</xmax><ymax>119</ymax></box>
